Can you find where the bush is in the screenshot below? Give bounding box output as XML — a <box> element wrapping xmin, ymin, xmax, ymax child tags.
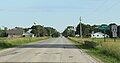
<box><xmin>84</xmin><ymin>40</ymin><xmax>97</xmax><ymax>48</ymax></box>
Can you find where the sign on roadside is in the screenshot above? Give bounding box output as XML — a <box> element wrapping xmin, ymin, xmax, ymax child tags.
<box><xmin>111</xmin><ymin>25</ymin><xmax>117</xmax><ymax>38</ymax></box>
<box><xmin>111</xmin><ymin>24</ymin><xmax>117</xmax><ymax>42</ymax></box>
<box><xmin>99</xmin><ymin>24</ymin><xmax>110</xmax><ymax>42</ymax></box>
<box><xmin>99</xmin><ymin>24</ymin><xmax>110</xmax><ymax>30</ymax></box>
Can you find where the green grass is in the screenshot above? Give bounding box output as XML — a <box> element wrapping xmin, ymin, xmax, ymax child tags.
<box><xmin>68</xmin><ymin>37</ymin><xmax>120</xmax><ymax>63</ymax></box>
<box><xmin>0</xmin><ymin>37</ymin><xmax>49</xmax><ymax>50</ymax></box>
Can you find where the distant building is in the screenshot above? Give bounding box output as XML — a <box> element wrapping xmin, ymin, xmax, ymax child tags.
<box><xmin>91</xmin><ymin>32</ymin><xmax>109</xmax><ymax>38</ymax></box>
<box><xmin>7</xmin><ymin>28</ymin><xmax>24</xmax><ymax>37</ymax></box>
<box><xmin>23</xmin><ymin>29</ymin><xmax>34</xmax><ymax>37</ymax></box>
<box><xmin>7</xmin><ymin>28</ymin><xmax>34</xmax><ymax>37</ymax></box>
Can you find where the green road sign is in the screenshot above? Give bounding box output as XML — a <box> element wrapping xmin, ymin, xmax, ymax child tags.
<box><xmin>99</xmin><ymin>24</ymin><xmax>110</xmax><ymax>30</ymax></box>
<box><xmin>99</xmin><ymin>24</ymin><xmax>110</xmax><ymax>42</ymax></box>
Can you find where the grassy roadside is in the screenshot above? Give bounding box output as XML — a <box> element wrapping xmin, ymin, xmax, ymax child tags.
<box><xmin>68</xmin><ymin>37</ymin><xmax>120</xmax><ymax>63</ymax></box>
<box><xmin>0</xmin><ymin>37</ymin><xmax>49</xmax><ymax>50</ymax></box>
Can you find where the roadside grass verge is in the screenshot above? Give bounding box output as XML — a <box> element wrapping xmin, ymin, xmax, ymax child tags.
<box><xmin>0</xmin><ymin>37</ymin><xmax>49</xmax><ymax>50</ymax></box>
<box><xmin>68</xmin><ymin>37</ymin><xmax>120</xmax><ymax>63</ymax></box>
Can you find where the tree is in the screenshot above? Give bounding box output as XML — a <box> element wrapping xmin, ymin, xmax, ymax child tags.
<box><xmin>75</xmin><ymin>23</ymin><xmax>100</xmax><ymax>37</ymax></box>
<box><xmin>62</xmin><ymin>28</ymin><xmax>68</xmax><ymax>37</ymax></box>
<box><xmin>45</xmin><ymin>27</ymin><xmax>55</xmax><ymax>36</ymax></box>
<box><xmin>76</xmin><ymin>23</ymin><xmax>90</xmax><ymax>37</ymax></box>
<box><xmin>31</xmin><ymin>25</ymin><xmax>47</xmax><ymax>37</ymax></box>
<box><xmin>62</xmin><ymin>26</ymin><xmax>75</xmax><ymax>37</ymax></box>
<box><xmin>31</xmin><ymin>25</ymin><xmax>60</xmax><ymax>37</ymax></box>
<box><xmin>0</xmin><ymin>27</ymin><xmax>8</xmax><ymax>37</ymax></box>
<box><xmin>52</xmin><ymin>31</ymin><xmax>60</xmax><ymax>37</ymax></box>
<box><xmin>24</xmin><ymin>28</ymin><xmax>29</xmax><ymax>32</ymax></box>
<box><xmin>45</xmin><ymin>27</ymin><xmax>60</xmax><ymax>37</ymax></box>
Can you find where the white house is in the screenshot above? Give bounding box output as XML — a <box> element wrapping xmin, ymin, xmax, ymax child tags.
<box><xmin>23</xmin><ymin>29</ymin><xmax>34</xmax><ymax>37</ymax></box>
<box><xmin>91</xmin><ymin>32</ymin><xmax>109</xmax><ymax>38</ymax></box>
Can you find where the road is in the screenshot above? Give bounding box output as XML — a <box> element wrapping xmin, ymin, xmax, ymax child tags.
<box><xmin>0</xmin><ymin>37</ymin><xmax>99</xmax><ymax>63</ymax></box>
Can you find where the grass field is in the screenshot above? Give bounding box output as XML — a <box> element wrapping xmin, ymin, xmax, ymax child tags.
<box><xmin>0</xmin><ymin>37</ymin><xmax>49</xmax><ymax>49</ymax></box>
<box><xmin>68</xmin><ymin>37</ymin><xmax>120</xmax><ymax>63</ymax></box>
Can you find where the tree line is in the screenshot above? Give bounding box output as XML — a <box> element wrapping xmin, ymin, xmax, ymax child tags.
<box><xmin>30</xmin><ymin>25</ymin><xmax>60</xmax><ymax>37</ymax></box>
<box><xmin>62</xmin><ymin>23</ymin><xmax>120</xmax><ymax>38</ymax></box>
<box><xmin>0</xmin><ymin>25</ymin><xmax>60</xmax><ymax>37</ymax></box>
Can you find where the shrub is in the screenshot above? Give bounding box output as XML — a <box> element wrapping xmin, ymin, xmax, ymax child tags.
<box><xmin>84</xmin><ymin>40</ymin><xmax>97</xmax><ymax>48</ymax></box>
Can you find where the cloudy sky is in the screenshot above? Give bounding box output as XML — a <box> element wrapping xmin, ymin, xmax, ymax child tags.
<box><xmin>0</xmin><ymin>0</ymin><xmax>120</xmax><ymax>32</ymax></box>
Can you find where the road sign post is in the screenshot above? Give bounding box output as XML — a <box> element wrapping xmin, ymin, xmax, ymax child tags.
<box><xmin>103</xmin><ymin>30</ymin><xmax>106</xmax><ymax>42</ymax></box>
<box><xmin>111</xmin><ymin>24</ymin><xmax>117</xmax><ymax>42</ymax></box>
<box><xmin>99</xmin><ymin>24</ymin><xmax>110</xmax><ymax>42</ymax></box>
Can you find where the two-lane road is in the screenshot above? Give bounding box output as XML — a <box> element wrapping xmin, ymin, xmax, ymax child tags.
<box><xmin>0</xmin><ymin>37</ymin><xmax>99</xmax><ymax>63</ymax></box>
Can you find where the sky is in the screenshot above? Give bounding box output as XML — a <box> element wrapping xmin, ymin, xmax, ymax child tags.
<box><xmin>0</xmin><ymin>0</ymin><xmax>120</xmax><ymax>32</ymax></box>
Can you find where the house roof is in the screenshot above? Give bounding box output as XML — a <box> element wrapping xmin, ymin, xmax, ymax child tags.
<box><xmin>7</xmin><ymin>28</ymin><xmax>24</xmax><ymax>35</ymax></box>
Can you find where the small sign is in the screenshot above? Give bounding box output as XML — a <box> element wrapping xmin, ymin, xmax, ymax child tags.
<box><xmin>111</xmin><ymin>25</ymin><xmax>117</xmax><ymax>37</ymax></box>
<box><xmin>111</xmin><ymin>25</ymin><xmax>117</xmax><ymax>32</ymax></box>
<box><xmin>99</xmin><ymin>24</ymin><xmax>110</xmax><ymax>42</ymax></box>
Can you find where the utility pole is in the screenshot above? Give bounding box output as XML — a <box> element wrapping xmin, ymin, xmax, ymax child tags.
<box><xmin>80</xmin><ymin>17</ymin><xmax>82</xmax><ymax>38</ymax></box>
<box><xmin>74</xmin><ymin>26</ymin><xmax>76</xmax><ymax>37</ymax></box>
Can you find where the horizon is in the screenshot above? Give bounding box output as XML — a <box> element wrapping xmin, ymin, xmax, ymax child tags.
<box><xmin>1</xmin><ymin>22</ymin><xmax>119</xmax><ymax>32</ymax></box>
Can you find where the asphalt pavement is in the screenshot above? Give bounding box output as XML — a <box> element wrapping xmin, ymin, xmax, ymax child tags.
<box><xmin>0</xmin><ymin>37</ymin><xmax>99</xmax><ymax>63</ymax></box>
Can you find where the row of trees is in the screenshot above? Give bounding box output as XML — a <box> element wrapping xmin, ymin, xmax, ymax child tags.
<box><xmin>30</xmin><ymin>25</ymin><xmax>60</xmax><ymax>37</ymax></box>
<box><xmin>0</xmin><ymin>25</ymin><xmax>60</xmax><ymax>37</ymax></box>
<box><xmin>62</xmin><ymin>23</ymin><xmax>120</xmax><ymax>38</ymax></box>
<box><xmin>62</xmin><ymin>26</ymin><xmax>75</xmax><ymax>37</ymax></box>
